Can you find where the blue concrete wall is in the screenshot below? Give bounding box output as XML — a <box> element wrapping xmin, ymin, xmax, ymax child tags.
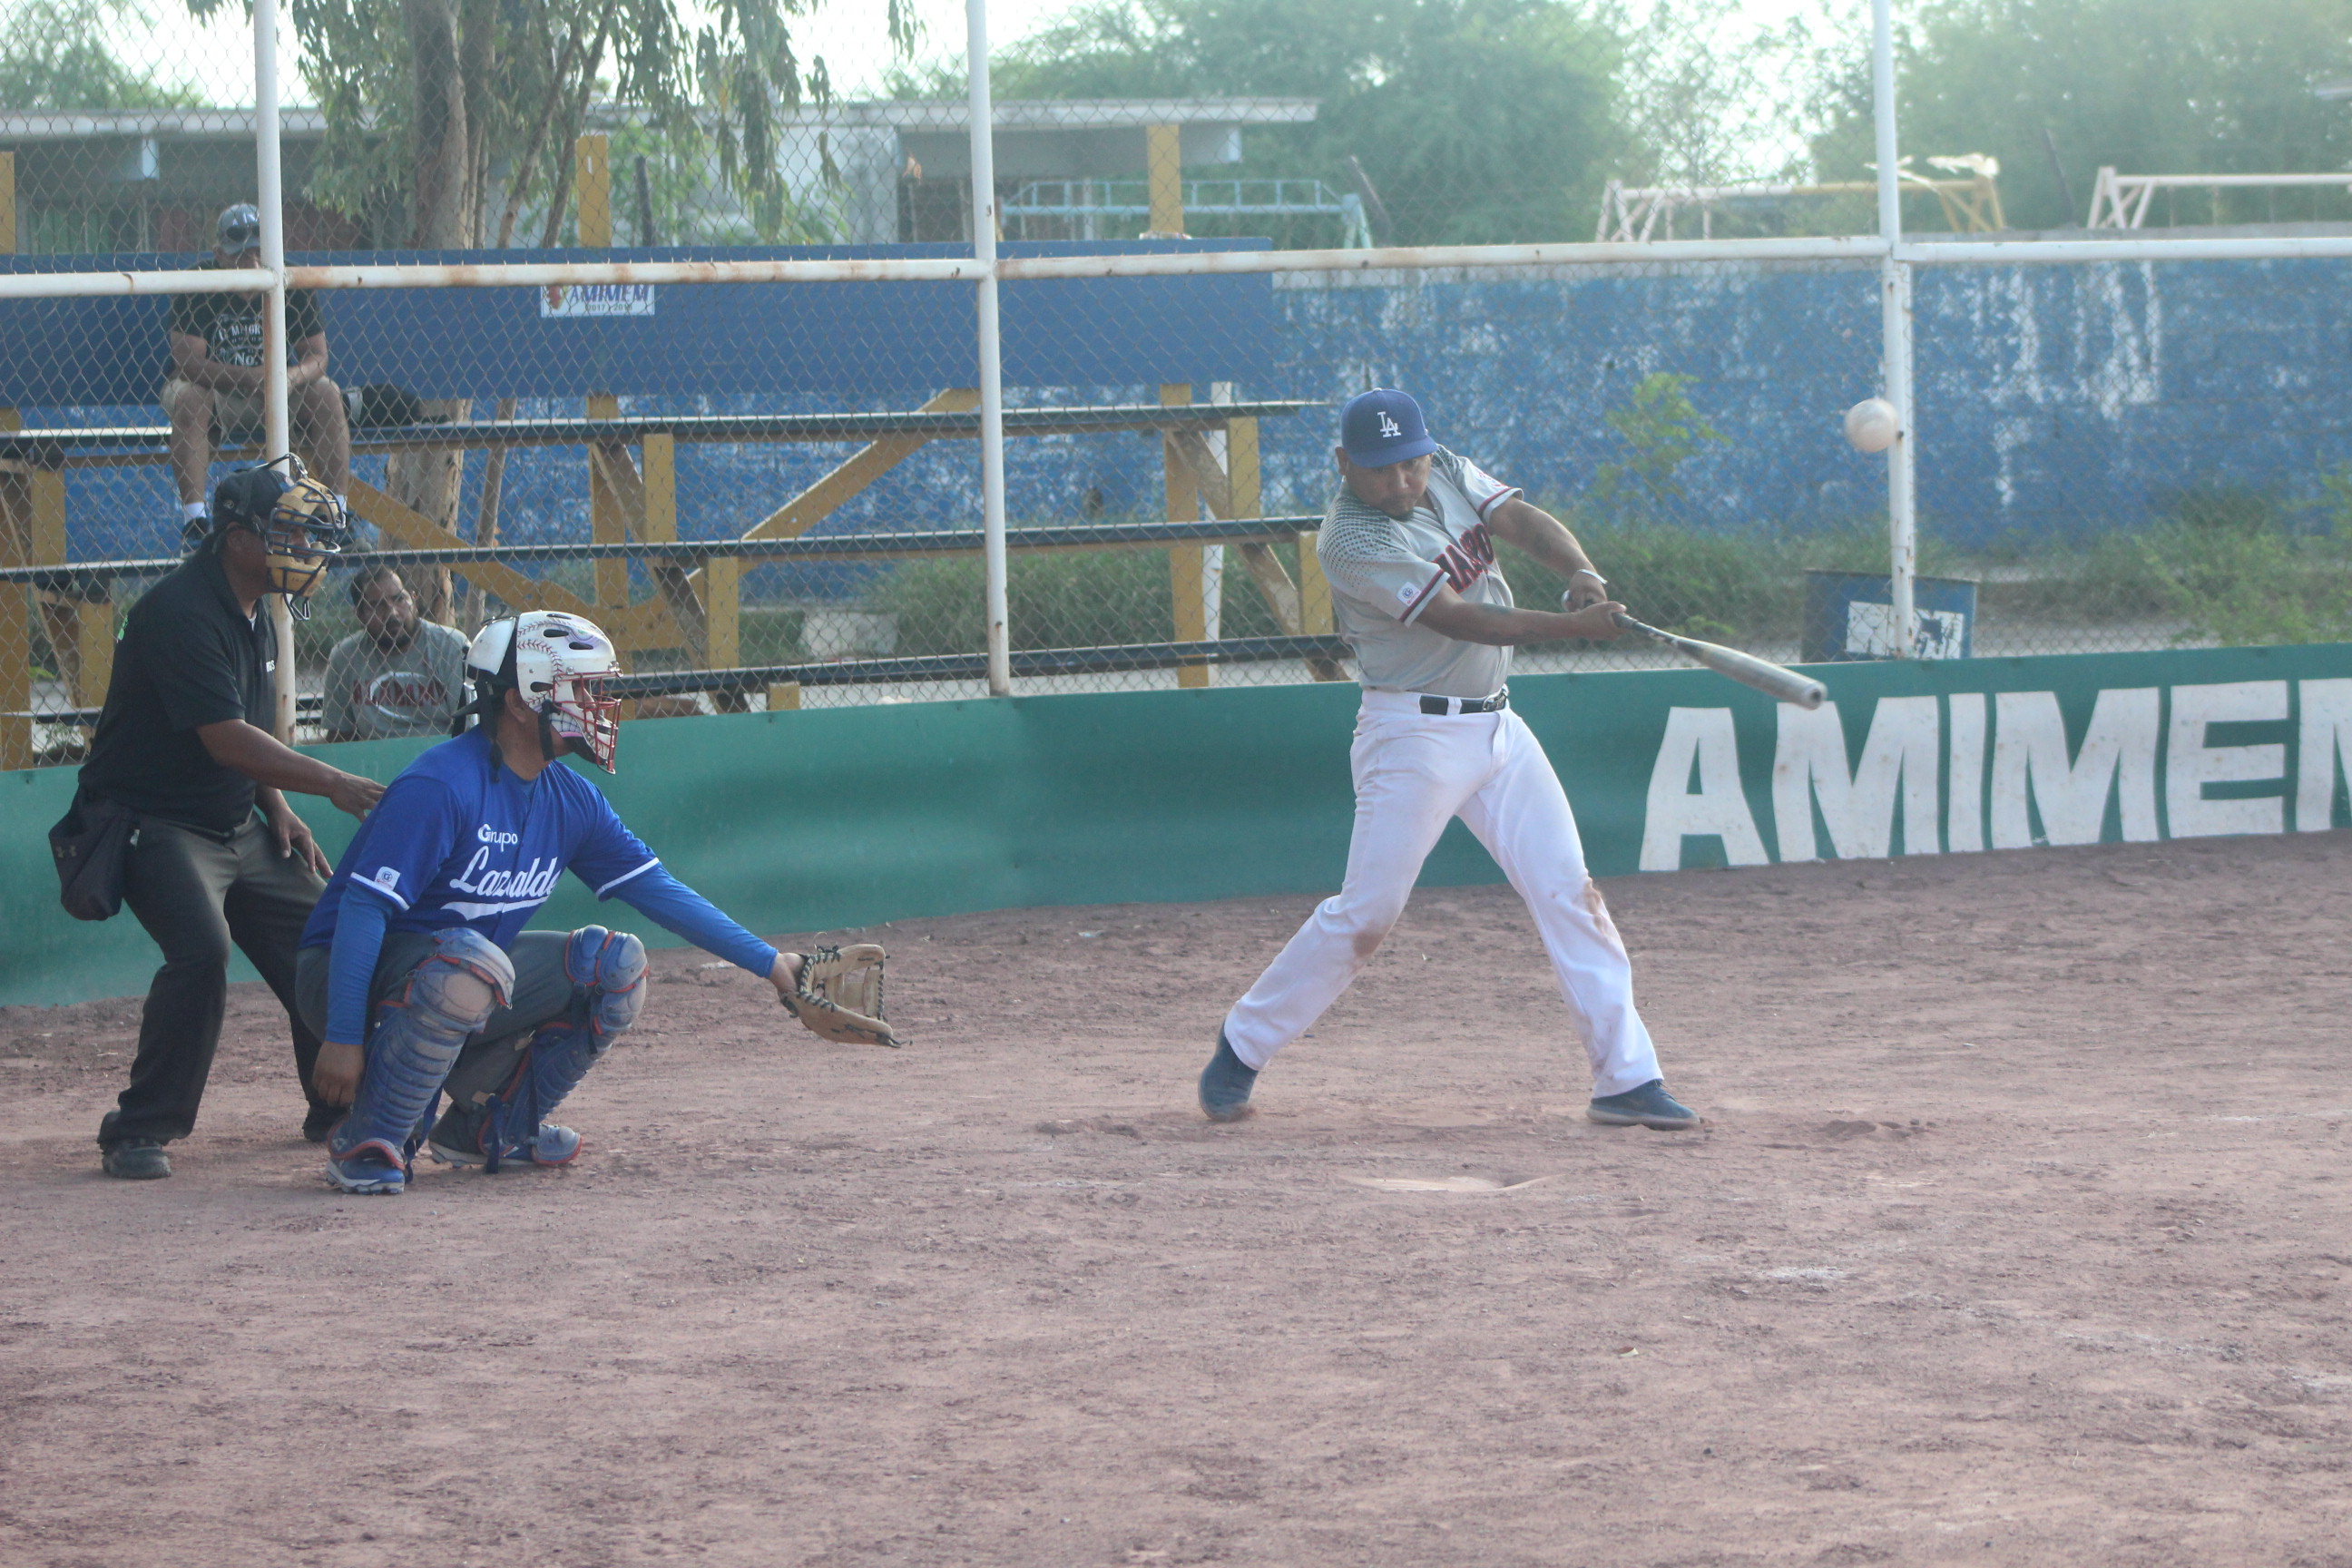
<box><xmin>1250</xmin><ymin>259</ymin><xmax>2352</xmax><ymax>546</ymax></box>
<box><xmin>20</xmin><ymin>253</ymin><xmax>2352</xmax><ymax>568</ymax></box>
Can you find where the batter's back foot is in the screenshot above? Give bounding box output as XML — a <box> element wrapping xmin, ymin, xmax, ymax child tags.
<box><xmin>1586</xmin><ymin>1079</ymin><xmax>1700</xmax><ymax>1131</ymax></box>
<box><xmin>1198</xmin><ymin>1031</ymin><xmax>1259</xmax><ymax>1122</ymax></box>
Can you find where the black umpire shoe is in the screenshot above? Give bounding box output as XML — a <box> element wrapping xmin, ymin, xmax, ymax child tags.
<box><xmin>1586</xmin><ymin>1079</ymin><xmax>1700</xmax><ymax>1131</ymax></box>
<box><xmin>101</xmin><ymin>1138</ymin><xmax>172</xmax><ymax>1180</ymax></box>
<box><xmin>1198</xmin><ymin>1031</ymin><xmax>1259</xmax><ymax>1122</ymax></box>
<box><xmin>301</xmin><ymin>1103</ymin><xmax>341</xmax><ymax>1144</ymax></box>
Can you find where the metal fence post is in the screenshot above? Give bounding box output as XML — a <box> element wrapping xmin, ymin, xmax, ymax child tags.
<box><xmin>256</xmin><ymin>0</ymin><xmax>298</xmax><ymax>738</ymax></box>
<box><xmin>1872</xmin><ymin>0</ymin><xmax>1918</xmax><ymax>659</ymax></box>
<box><xmin>967</xmin><ymin>0</ymin><xmax>1011</xmax><ymax>697</ymax></box>
<box><xmin>0</xmin><ymin>149</ymin><xmax>27</xmax><ymax>769</ymax></box>
<box><xmin>577</xmin><ymin>135</ymin><xmax>632</xmax><ymax>636</ymax></box>
<box><xmin>964</xmin><ymin>0</ymin><xmax>1011</xmax><ymax>701</ymax></box>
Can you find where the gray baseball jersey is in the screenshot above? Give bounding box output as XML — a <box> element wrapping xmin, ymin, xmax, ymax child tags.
<box><xmin>1316</xmin><ymin>446</ymin><xmax>1522</xmax><ymax>698</ymax></box>
<box><xmin>321</xmin><ymin>621</ymin><xmax>469</xmax><ymax>740</ymax></box>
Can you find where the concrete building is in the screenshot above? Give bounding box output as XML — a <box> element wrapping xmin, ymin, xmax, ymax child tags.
<box><xmin>0</xmin><ymin>99</ymin><xmax>1321</xmax><ymax>253</ymax></box>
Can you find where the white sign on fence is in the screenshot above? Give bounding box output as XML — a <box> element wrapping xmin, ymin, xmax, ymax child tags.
<box><xmin>1640</xmin><ymin>677</ymin><xmax>2352</xmax><ymax>871</ymax></box>
<box><xmin>1847</xmin><ymin>601</ymin><xmax>1968</xmax><ymax>660</ymax></box>
<box><xmin>539</xmin><ymin>283</ymin><xmax>657</xmax><ymax>318</ymax></box>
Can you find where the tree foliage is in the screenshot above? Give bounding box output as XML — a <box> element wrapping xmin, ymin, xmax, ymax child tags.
<box><xmin>1586</xmin><ymin>372</ymin><xmax>1729</xmax><ymax>516</ymax></box>
<box><xmin>1808</xmin><ymin>0</ymin><xmax>2352</xmax><ymax>230</ymax></box>
<box><xmin>1614</xmin><ymin>0</ymin><xmax>1818</xmax><ymax>189</ymax></box>
<box><xmin>0</xmin><ymin>0</ymin><xmax>203</xmax><ymax>110</ymax></box>
<box><xmin>992</xmin><ymin>0</ymin><xmax>1624</xmax><ymax>244</ymax></box>
<box><xmin>182</xmin><ymin>0</ymin><xmax>913</xmax><ymax>247</ymax></box>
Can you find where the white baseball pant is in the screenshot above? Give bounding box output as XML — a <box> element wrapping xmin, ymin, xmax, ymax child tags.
<box><xmin>1221</xmin><ymin>691</ymin><xmax>1663</xmax><ymax>1097</ymax></box>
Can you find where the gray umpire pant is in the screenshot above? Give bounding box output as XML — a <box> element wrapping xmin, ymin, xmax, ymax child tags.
<box><xmin>100</xmin><ymin>814</ymin><xmax>327</xmax><ymax>1148</ymax></box>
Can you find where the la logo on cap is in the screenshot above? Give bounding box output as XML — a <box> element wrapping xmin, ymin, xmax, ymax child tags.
<box><xmin>1378</xmin><ymin>412</ymin><xmax>1402</xmax><ymax>438</ymax></box>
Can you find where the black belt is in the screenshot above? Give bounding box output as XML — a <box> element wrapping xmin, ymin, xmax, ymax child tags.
<box><xmin>1419</xmin><ymin>688</ymin><xmax>1509</xmax><ymax>715</ymax></box>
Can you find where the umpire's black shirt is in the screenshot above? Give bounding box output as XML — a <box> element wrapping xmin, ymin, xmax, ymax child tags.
<box><xmin>81</xmin><ymin>549</ymin><xmax>275</xmax><ymax>835</ymax></box>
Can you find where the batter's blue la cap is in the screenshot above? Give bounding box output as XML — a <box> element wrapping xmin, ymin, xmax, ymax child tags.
<box><xmin>1338</xmin><ymin>388</ymin><xmax>1438</xmax><ymax>467</ymax></box>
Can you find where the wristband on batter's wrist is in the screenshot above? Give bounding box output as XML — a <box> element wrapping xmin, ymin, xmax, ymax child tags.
<box><xmin>1561</xmin><ymin>568</ymin><xmax>1607</xmax><ymax>606</ymax></box>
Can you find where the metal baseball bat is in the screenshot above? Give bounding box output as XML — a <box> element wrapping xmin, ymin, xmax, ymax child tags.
<box><xmin>1612</xmin><ymin>612</ymin><xmax>1827</xmax><ymax>710</ymax></box>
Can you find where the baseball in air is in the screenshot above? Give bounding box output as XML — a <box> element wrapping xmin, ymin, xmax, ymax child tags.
<box><xmin>1844</xmin><ymin>397</ymin><xmax>1899</xmax><ymax>454</ymax></box>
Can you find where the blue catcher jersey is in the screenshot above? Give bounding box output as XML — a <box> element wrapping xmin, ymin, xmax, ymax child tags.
<box><xmin>301</xmin><ymin>726</ymin><xmax>659</xmax><ymax>952</ymax></box>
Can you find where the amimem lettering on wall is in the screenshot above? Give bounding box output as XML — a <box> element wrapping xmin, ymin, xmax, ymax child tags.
<box><xmin>539</xmin><ymin>283</ymin><xmax>656</xmax><ymax>318</ymax></box>
<box><xmin>1639</xmin><ymin>678</ymin><xmax>2352</xmax><ymax>870</ymax></box>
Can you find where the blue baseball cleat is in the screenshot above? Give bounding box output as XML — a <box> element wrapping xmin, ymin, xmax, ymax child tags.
<box><xmin>325</xmin><ymin>1142</ymin><xmax>408</xmax><ymax>1194</ymax></box>
<box><xmin>1586</xmin><ymin>1079</ymin><xmax>1700</xmax><ymax>1131</ymax></box>
<box><xmin>426</xmin><ymin>1102</ymin><xmax>582</xmax><ymax>1170</ymax></box>
<box><xmin>1198</xmin><ymin>1030</ymin><xmax>1259</xmax><ymax>1122</ymax></box>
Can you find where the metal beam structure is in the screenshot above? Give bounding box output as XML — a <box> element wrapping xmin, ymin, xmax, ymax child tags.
<box><xmin>2087</xmin><ymin>167</ymin><xmax>2352</xmax><ymax>229</ymax></box>
<box><xmin>1597</xmin><ymin>167</ymin><xmax>2004</xmax><ymax>242</ymax></box>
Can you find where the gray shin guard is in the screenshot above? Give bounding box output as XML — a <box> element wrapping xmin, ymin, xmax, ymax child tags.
<box><xmin>481</xmin><ymin>926</ymin><xmax>645</xmax><ymax>1171</ymax></box>
<box><xmin>330</xmin><ymin>928</ymin><xmax>515</xmax><ymax>1170</ymax></box>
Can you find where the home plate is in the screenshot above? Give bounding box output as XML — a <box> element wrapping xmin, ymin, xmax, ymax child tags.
<box><xmin>1346</xmin><ymin>1174</ymin><xmax>1560</xmax><ymax>1194</ymax></box>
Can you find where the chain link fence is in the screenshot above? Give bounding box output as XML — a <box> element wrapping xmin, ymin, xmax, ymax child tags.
<box><xmin>3</xmin><ymin>0</ymin><xmax>260</xmax><ymax>764</ymax></box>
<box><xmin>1909</xmin><ymin>252</ymin><xmax>2352</xmax><ymax>659</ymax></box>
<box><xmin>5</xmin><ymin>4</ymin><xmax>2351</xmax><ymax>769</ymax></box>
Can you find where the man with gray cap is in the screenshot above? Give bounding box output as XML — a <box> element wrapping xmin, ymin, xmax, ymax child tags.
<box><xmin>163</xmin><ymin>203</ymin><xmax>351</xmax><ymax>544</ymax></box>
<box><xmin>1196</xmin><ymin>389</ymin><xmax>1700</xmax><ymax>1132</ymax></box>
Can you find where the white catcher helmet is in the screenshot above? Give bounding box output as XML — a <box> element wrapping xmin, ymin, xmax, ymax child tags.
<box><xmin>466</xmin><ymin>612</ymin><xmax>623</xmax><ymax>772</ymax></box>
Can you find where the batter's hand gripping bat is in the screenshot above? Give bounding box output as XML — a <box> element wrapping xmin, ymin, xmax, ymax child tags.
<box><xmin>1611</xmin><ymin>612</ymin><xmax>1827</xmax><ymax>710</ymax></box>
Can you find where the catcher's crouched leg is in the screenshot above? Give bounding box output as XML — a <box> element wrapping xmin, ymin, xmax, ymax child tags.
<box><xmin>328</xmin><ymin>928</ymin><xmax>515</xmax><ymax>1194</ymax></box>
<box><xmin>428</xmin><ymin>926</ymin><xmax>646</xmax><ymax>1173</ymax></box>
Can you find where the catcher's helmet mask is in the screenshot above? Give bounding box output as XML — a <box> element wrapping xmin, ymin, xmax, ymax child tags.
<box><xmin>202</xmin><ymin>456</ymin><xmax>352</xmax><ymax>620</ymax></box>
<box><xmin>458</xmin><ymin>612</ymin><xmax>622</xmax><ymax>772</ymax></box>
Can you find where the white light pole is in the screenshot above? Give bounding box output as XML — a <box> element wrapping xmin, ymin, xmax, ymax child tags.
<box><xmin>966</xmin><ymin>0</ymin><xmax>1011</xmax><ymax>697</ymax></box>
<box><xmin>255</xmin><ymin>0</ymin><xmax>298</xmax><ymax>735</ymax></box>
<box><xmin>1872</xmin><ymin>0</ymin><xmax>1917</xmax><ymax>657</ymax></box>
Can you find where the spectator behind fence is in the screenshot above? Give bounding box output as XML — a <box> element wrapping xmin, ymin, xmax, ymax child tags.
<box><xmin>164</xmin><ymin>204</ymin><xmax>352</xmax><ymax>545</ymax></box>
<box><xmin>323</xmin><ymin>566</ymin><xmax>470</xmax><ymax>741</ymax></box>
<box><xmin>78</xmin><ymin>466</ymin><xmax>386</xmax><ymax>1182</ymax></box>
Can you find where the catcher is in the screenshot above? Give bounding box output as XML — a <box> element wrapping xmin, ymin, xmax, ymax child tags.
<box><xmin>293</xmin><ymin>611</ymin><xmax>893</xmax><ymax>1195</ymax></box>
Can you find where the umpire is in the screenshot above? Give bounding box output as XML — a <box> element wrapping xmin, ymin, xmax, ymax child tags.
<box><xmin>79</xmin><ymin>466</ymin><xmax>384</xmax><ymax>1180</ymax></box>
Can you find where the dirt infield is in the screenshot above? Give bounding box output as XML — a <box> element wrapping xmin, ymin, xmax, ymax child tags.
<box><xmin>4</xmin><ymin>832</ymin><xmax>2349</xmax><ymax>1567</ymax></box>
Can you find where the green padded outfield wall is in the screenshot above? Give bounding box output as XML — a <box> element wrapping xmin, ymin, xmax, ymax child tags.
<box><xmin>5</xmin><ymin>642</ymin><xmax>2349</xmax><ymax>1007</ymax></box>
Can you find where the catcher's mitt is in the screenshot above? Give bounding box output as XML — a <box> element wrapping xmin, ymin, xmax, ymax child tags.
<box><xmin>781</xmin><ymin>943</ymin><xmax>899</xmax><ymax>1048</ymax></box>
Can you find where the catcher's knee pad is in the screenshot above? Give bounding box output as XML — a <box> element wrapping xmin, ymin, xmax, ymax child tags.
<box><xmin>461</xmin><ymin>928</ymin><xmax>640</xmax><ymax>1172</ymax></box>
<box><xmin>564</xmin><ymin>925</ymin><xmax>647</xmax><ymax>1044</ymax></box>
<box><xmin>332</xmin><ymin>927</ymin><xmax>515</xmax><ymax>1167</ymax></box>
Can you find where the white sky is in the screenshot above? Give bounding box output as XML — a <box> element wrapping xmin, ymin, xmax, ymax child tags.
<box><xmin>130</xmin><ymin>0</ymin><xmax>1833</xmax><ymax>107</ymax></box>
<box><xmin>133</xmin><ymin>1</ymin><xmax>1086</xmax><ymax>103</ymax></box>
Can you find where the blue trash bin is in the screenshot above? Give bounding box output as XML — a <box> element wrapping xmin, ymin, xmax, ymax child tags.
<box><xmin>1801</xmin><ymin>570</ymin><xmax>1978</xmax><ymax>662</ymax></box>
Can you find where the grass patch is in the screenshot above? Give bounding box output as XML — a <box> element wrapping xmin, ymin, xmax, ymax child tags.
<box><xmin>867</xmin><ymin>545</ymin><xmax>1298</xmax><ymax>657</ymax></box>
<box><xmin>867</xmin><ymin>517</ymin><xmax>1898</xmax><ymax>655</ymax></box>
<box><xmin>296</xmin><ymin>474</ymin><xmax>2352</xmax><ymax>672</ymax></box>
<box><xmin>1979</xmin><ymin>485</ymin><xmax>2352</xmax><ymax>645</ymax></box>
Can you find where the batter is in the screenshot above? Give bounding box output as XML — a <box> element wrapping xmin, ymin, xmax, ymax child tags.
<box><xmin>1199</xmin><ymin>389</ymin><xmax>1700</xmax><ymax>1131</ymax></box>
